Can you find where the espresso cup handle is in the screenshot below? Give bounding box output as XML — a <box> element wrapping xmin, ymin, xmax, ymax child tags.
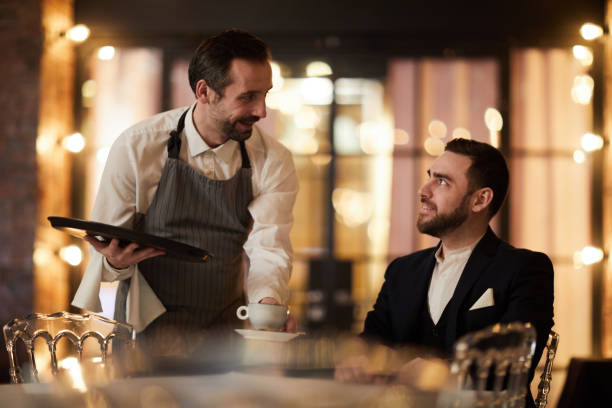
<box><xmin>236</xmin><ymin>305</ymin><xmax>249</xmax><ymax>320</ymax></box>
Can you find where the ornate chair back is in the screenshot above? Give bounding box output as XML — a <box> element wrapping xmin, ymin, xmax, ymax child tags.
<box><xmin>3</xmin><ymin>311</ymin><xmax>135</xmax><ymax>384</ymax></box>
<box><xmin>534</xmin><ymin>330</ymin><xmax>559</xmax><ymax>408</ymax></box>
<box><xmin>448</xmin><ymin>322</ymin><xmax>537</xmax><ymax>408</ymax></box>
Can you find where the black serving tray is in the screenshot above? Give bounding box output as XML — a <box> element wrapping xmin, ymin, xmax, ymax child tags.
<box><xmin>48</xmin><ymin>216</ymin><xmax>211</xmax><ymax>263</ymax></box>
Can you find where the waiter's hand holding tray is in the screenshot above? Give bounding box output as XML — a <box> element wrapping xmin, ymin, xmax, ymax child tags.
<box><xmin>48</xmin><ymin>216</ymin><xmax>211</xmax><ymax>263</ymax></box>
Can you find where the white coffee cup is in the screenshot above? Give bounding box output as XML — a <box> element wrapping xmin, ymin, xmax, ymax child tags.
<box><xmin>236</xmin><ymin>303</ymin><xmax>288</xmax><ymax>330</ymax></box>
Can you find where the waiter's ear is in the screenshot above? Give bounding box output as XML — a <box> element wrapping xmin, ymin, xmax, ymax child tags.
<box><xmin>195</xmin><ymin>79</ymin><xmax>213</xmax><ymax>104</ymax></box>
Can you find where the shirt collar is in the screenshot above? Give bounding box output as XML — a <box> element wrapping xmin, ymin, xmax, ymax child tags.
<box><xmin>435</xmin><ymin>232</ymin><xmax>486</xmax><ymax>264</ymax></box>
<box><xmin>183</xmin><ymin>102</ymin><xmax>238</xmax><ymax>163</ymax></box>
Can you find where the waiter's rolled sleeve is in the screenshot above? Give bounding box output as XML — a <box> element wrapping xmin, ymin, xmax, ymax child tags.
<box><xmin>102</xmin><ymin>257</ymin><xmax>134</xmax><ymax>281</ymax></box>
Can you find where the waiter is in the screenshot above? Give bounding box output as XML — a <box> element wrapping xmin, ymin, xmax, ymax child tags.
<box><xmin>72</xmin><ymin>29</ymin><xmax>298</xmax><ymax>351</ymax></box>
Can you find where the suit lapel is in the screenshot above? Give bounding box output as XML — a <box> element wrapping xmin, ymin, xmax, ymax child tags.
<box><xmin>399</xmin><ymin>246</ymin><xmax>438</xmax><ymax>341</ymax></box>
<box><xmin>444</xmin><ymin>227</ymin><xmax>500</xmax><ymax>351</ymax></box>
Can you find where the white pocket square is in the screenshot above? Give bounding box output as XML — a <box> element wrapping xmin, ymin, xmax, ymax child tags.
<box><xmin>469</xmin><ymin>288</ymin><xmax>495</xmax><ymax>310</ymax></box>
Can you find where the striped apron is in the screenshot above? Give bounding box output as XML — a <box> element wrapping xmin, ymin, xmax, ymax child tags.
<box><xmin>114</xmin><ymin>109</ymin><xmax>253</xmax><ymax>353</ymax></box>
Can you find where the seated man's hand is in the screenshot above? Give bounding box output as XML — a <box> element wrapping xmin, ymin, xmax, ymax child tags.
<box><xmin>335</xmin><ymin>339</ymin><xmax>399</xmax><ymax>384</ymax></box>
<box><xmin>258</xmin><ymin>297</ymin><xmax>297</xmax><ymax>333</ymax></box>
<box><xmin>396</xmin><ymin>357</ymin><xmax>451</xmax><ymax>390</ymax></box>
<box><xmin>334</xmin><ymin>354</ymin><xmax>377</xmax><ymax>383</ymax></box>
<box><xmin>84</xmin><ymin>236</ymin><xmax>165</xmax><ymax>269</ymax></box>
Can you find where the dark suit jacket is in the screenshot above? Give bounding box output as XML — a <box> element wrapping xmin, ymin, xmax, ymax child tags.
<box><xmin>362</xmin><ymin>227</ymin><xmax>554</xmax><ymax>407</ymax></box>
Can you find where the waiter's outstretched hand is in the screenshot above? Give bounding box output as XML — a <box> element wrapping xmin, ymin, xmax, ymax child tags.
<box><xmin>84</xmin><ymin>236</ymin><xmax>165</xmax><ymax>269</ymax></box>
<box><xmin>259</xmin><ymin>297</ymin><xmax>297</xmax><ymax>333</ymax></box>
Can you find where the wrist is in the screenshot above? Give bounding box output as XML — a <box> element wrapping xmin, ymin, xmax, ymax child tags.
<box><xmin>105</xmin><ymin>257</ymin><xmax>128</xmax><ymax>271</ymax></box>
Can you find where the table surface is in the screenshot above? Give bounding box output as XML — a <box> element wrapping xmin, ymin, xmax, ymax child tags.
<box><xmin>0</xmin><ymin>371</ymin><xmax>446</xmax><ymax>407</ymax></box>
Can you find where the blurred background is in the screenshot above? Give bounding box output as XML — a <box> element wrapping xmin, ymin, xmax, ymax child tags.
<box><xmin>1</xmin><ymin>0</ymin><xmax>611</xmax><ymax>405</ymax></box>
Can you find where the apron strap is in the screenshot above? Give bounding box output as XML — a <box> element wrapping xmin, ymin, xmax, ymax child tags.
<box><xmin>168</xmin><ymin>109</ymin><xmax>190</xmax><ymax>159</ymax></box>
<box><xmin>114</xmin><ymin>278</ymin><xmax>130</xmax><ymax>323</ymax></box>
<box><xmin>169</xmin><ymin>108</ymin><xmax>251</xmax><ymax>170</ymax></box>
<box><xmin>239</xmin><ymin>140</ymin><xmax>251</xmax><ymax>169</ymax></box>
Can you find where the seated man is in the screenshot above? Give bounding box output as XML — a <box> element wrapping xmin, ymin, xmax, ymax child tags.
<box><xmin>336</xmin><ymin>138</ymin><xmax>554</xmax><ymax>408</ymax></box>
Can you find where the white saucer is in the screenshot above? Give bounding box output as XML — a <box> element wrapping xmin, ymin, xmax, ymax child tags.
<box><xmin>235</xmin><ymin>329</ymin><xmax>302</xmax><ymax>342</ymax></box>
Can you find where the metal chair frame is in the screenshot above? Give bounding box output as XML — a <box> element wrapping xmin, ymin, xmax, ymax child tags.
<box><xmin>3</xmin><ymin>311</ymin><xmax>135</xmax><ymax>384</ymax></box>
<box><xmin>450</xmin><ymin>322</ymin><xmax>537</xmax><ymax>408</ymax></box>
<box><xmin>534</xmin><ymin>330</ymin><xmax>559</xmax><ymax>408</ymax></box>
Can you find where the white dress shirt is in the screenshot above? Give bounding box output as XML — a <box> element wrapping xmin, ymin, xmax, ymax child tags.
<box><xmin>72</xmin><ymin>104</ymin><xmax>298</xmax><ymax>332</ymax></box>
<box><xmin>427</xmin><ymin>236</ymin><xmax>483</xmax><ymax>324</ymax></box>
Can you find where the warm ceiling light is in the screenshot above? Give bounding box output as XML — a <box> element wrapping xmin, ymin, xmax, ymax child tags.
<box><xmin>62</xmin><ymin>132</ymin><xmax>85</xmax><ymax>153</ymax></box>
<box><xmin>59</xmin><ymin>245</ymin><xmax>83</xmax><ymax>266</ymax></box>
<box><xmin>359</xmin><ymin>121</ymin><xmax>394</xmax><ymax>154</ymax></box>
<box><xmin>580</xmin><ymin>23</ymin><xmax>604</xmax><ymax>41</ymax></box>
<box><xmin>452</xmin><ymin>128</ymin><xmax>471</xmax><ymax>140</ymax></box>
<box><xmin>65</xmin><ymin>24</ymin><xmax>90</xmax><ymax>43</ymax></box>
<box><xmin>36</xmin><ymin>134</ymin><xmax>55</xmax><ymax>154</ymax></box>
<box><xmin>81</xmin><ymin>79</ymin><xmax>96</xmax><ymax>98</ymax></box>
<box><xmin>572</xmin><ymin>45</ymin><xmax>593</xmax><ymax>66</ymax></box>
<box><xmin>424</xmin><ymin>137</ymin><xmax>445</xmax><ymax>156</ymax></box>
<box><xmin>573</xmin><ymin>149</ymin><xmax>586</xmax><ymax>164</ymax></box>
<box><xmin>427</xmin><ymin>120</ymin><xmax>447</xmax><ymax>139</ymax></box>
<box><xmin>306</xmin><ymin>61</ymin><xmax>333</xmax><ymax>77</ymax></box>
<box><xmin>299</xmin><ymin>78</ymin><xmax>333</xmax><ymax>105</ymax></box>
<box><xmin>580</xmin><ymin>246</ymin><xmax>604</xmax><ymax>265</ymax></box>
<box><xmin>97</xmin><ymin>46</ymin><xmax>115</xmax><ymax>60</ymax></box>
<box><xmin>393</xmin><ymin>128</ymin><xmax>410</xmax><ymax>145</ymax></box>
<box><xmin>581</xmin><ymin>132</ymin><xmax>604</xmax><ymax>152</ymax></box>
<box><xmin>33</xmin><ymin>247</ymin><xmax>54</xmax><ymax>266</ymax></box>
<box><xmin>571</xmin><ymin>75</ymin><xmax>594</xmax><ymax>105</ymax></box>
<box><xmin>484</xmin><ymin>108</ymin><xmax>503</xmax><ymax>132</ymax></box>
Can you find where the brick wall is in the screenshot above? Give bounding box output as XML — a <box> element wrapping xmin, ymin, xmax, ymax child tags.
<box><xmin>0</xmin><ymin>0</ymin><xmax>75</xmax><ymax>383</ymax></box>
<box><xmin>0</xmin><ymin>0</ymin><xmax>43</xmax><ymax>383</ymax></box>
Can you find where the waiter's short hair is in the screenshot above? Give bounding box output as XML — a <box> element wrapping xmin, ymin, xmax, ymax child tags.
<box><xmin>188</xmin><ymin>29</ymin><xmax>271</xmax><ymax>96</ymax></box>
<box><xmin>444</xmin><ymin>138</ymin><xmax>509</xmax><ymax>217</ymax></box>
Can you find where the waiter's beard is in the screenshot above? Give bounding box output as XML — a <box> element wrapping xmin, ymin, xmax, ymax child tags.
<box><xmin>221</xmin><ymin>115</ymin><xmax>260</xmax><ymax>142</ymax></box>
<box><xmin>417</xmin><ymin>193</ymin><xmax>471</xmax><ymax>237</ymax></box>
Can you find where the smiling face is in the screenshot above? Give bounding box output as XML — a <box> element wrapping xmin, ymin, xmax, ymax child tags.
<box><xmin>417</xmin><ymin>151</ymin><xmax>474</xmax><ymax>238</ymax></box>
<box><xmin>198</xmin><ymin>58</ymin><xmax>273</xmax><ymax>145</ymax></box>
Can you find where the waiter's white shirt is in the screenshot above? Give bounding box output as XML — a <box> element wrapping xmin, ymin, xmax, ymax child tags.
<box><xmin>72</xmin><ymin>104</ymin><xmax>298</xmax><ymax>332</ymax></box>
<box><xmin>427</xmin><ymin>235</ymin><xmax>483</xmax><ymax>324</ymax></box>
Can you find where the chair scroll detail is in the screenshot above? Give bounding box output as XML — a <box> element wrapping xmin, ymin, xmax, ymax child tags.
<box><xmin>3</xmin><ymin>311</ymin><xmax>136</xmax><ymax>384</ymax></box>
<box><xmin>534</xmin><ymin>330</ymin><xmax>559</xmax><ymax>408</ymax></box>
<box><xmin>448</xmin><ymin>322</ymin><xmax>537</xmax><ymax>408</ymax></box>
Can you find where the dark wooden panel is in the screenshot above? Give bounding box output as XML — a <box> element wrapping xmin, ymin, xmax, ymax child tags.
<box><xmin>74</xmin><ymin>0</ymin><xmax>606</xmax><ymax>49</ymax></box>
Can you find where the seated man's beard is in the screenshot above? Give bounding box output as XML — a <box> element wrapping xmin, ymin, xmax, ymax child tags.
<box><xmin>417</xmin><ymin>195</ymin><xmax>470</xmax><ymax>237</ymax></box>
